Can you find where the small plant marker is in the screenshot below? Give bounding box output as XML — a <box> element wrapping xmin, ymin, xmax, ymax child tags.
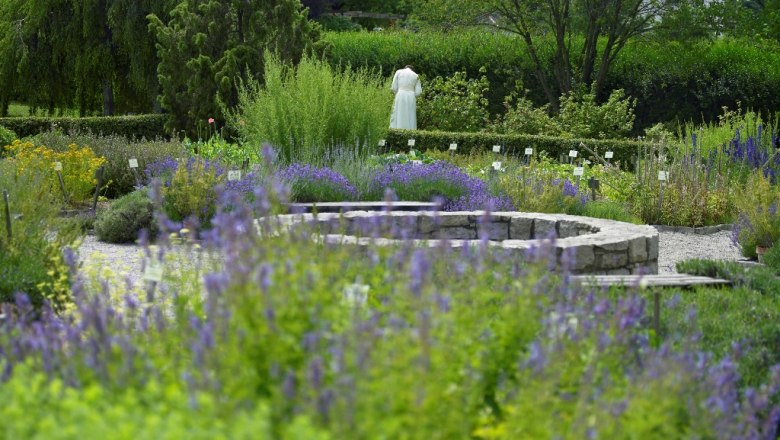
<box><xmin>54</xmin><ymin>162</ymin><xmax>63</xmax><ymax>171</ymax></box>
<box><xmin>588</xmin><ymin>177</ymin><xmax>600</xmax><ymax>201</ymax></box>
<box><xmin>408</xmin><ymin>139</ymin><xmax>415</xmax><ymax>147</ymax></box>
<box><xmin>91</xmin><ymin>166</ymin><xmax>104</xmax><ymax>213</ymax></box>
<box><xmin>54</xmin><ymin>163</ymin><xmax>69</xmax><ymax>204</ymax></box>
<box><xmin>129</xmin><ymin>158</ymin><xmax>142</xmax><ymax>187</ymax></box>
<box><xmin>493</xmin><ymin>145</ymin><xmax>501</xmax><ymax>153</ymax></box>
<box><xmin>492</xmin><ymin>161</ymin><xmax>502</xmax><ymax>171</ymax></box>
<box><xmin>449</xmin><ymin>143</ymin><xmax>457</xmax><ymax>151</ymax></box>
<box><xmin>524</xmin><ymin>147</ymin><xmax>533</xmax><ymax>155</ymax></box>
<box><xmin>568</xmin><ymin>149</ymin><xmax>578</xmax><ymax>165</ymax></box>
<box><xmin>128</xmin><ymin>158</ymin><xmax>139</xmax><ymax>168</ymax></box>
<box><xmin>228</xmin><ymin>170</ymin><xmax>242</xmax><ymax>182</ymax></box>
<box><xmin>378</xmin><ymin>139</ymin><xmax>386</xmax><ymax>147</ymax></box>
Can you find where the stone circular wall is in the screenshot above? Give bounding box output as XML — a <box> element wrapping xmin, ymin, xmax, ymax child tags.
<box><xmin>270</xmin><ymin>211</ymin><xmax>659</xmax><ymax>275</ymax></box>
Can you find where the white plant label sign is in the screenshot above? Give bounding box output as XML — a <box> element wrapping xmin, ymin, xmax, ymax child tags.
<box><xmin>343</xmin><ymin>283</ymin><xmax>369</xmax><ymax>308</ymax></box>
<box><xmin>143</xmin><ymin>256</ymin><xmax>163</xmax><ymax>283</ymax></box>
<box><xmin>128</xmin><ymin>158</ymin><xmax>139</xmax><ymax>169</ymax></box>
<box><xmin>408</xmin><ymin>139</ymin><xmax>415</xmax><ymax>147</ymax></box>
<box><xmin>492</xmin><ymin>161</ymin><xmax>502</xmax><ymax>171</ymax></box>
<box><xmin>411</xmin><ymin>160</ymin><xmax>422</xmax><ymax>165</ymax></box>
<box><xmin>492</xmin><ymin>145</ymin><xmax>501</xmax><ymax>153</ymax></box>
<box><xmin>524</xmin><ymin>148</ymin><xmax>533</xmax><ymax>156</ymax></box>
<box><xmin>378</xmin><ymin>139</ymin><xmax>386</xmax><ymax>147</ymax></box>
<box><xmin>605</xmin><ymin>151</ymin><xmax>614</xmax><ymax>159</ymax></box>
<box><xmin>658</xmin><ymin>171</ymin><xmax>669</xmax><ymax>181</ymax></box>
<box><xmin>573</xmin><ymin>167</ymin><xmax>584</xmax><ymax>176</ymax></box>
<box><xmin>449</xmin><ymin>143</ymin><xmax>458</xmax><ymax>151</ymax></box>
<box><xmin>228</xmin><ymin>170</ymin><xmax>242</xmax><ymax>181</ymax></box>
<box><xmin>569</xmin><ymin>150</ymin><xmax>578</xmax><ymax>158</ymax></box>
<box><xmin>54</xmin><ymin>162</ymin><xmax>63</xmax><ymax>171</ymax></box>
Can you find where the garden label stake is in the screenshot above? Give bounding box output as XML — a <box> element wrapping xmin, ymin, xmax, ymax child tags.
<box><xmin>2</xmin><ymin>190</ymin><xmax>10</xmax><ymax>241</ymax></box>
<box><xmin>524</xmin><ymin>147</ymin><xmax>533</xmax><ymax>166</ymax></box>
<box><xmin>91</xmin><ymin>166</ymin><xmax>105</xmax><ymax>213</ymax></box>
<box><xmin>129</xmin><ymin>158</ymin><xmax>141</xmax><ymax>187</ymax></box>
<box><xmin>588</xmin><ymin>177</ymin><xmax>600</xmax><ymax>201</ymax></box>
<box><xmin>54</xmin><ymin>162</ymin><xmax>69</xmax><ymax>205</ymax></box>
<box><xmin>242</xmin><ymin>158</ymin><xmax>250</xmax><ymax>172</ymax></box>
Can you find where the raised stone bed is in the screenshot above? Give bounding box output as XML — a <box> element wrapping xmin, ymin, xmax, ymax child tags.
<box><xmin>269</xmin><ymin>211</ymin><xmax>659</xmax><ymax>275</ymax></box>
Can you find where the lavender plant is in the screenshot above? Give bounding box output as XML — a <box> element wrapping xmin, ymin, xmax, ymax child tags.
<box><xmin>278</xmin><ymin>163</ymin><xmax>358</xmax><ymax>203</ymax></box>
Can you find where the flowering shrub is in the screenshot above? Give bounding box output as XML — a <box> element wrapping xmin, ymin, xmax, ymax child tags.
<box><xmin>367</xmin><ymin>161</ymin><xmax>513</xmax><ymax>211</ymax></box>
<box><xmin>0</xmin><ymin>125</ymin><xmax>16</xmax><ymax>149</ymax></box>
<box><xmin>4</xmin><ymin>140</ymin><xmax>106</xmax><ymax>204</ymax></box>
<box><xmin>160</xmin><ymin>157</ymin><xmax>224</xmax><ymax>226</ymax></box>
<box><xmin>732</xmin><ymin>172</ymin><xmax>780</xmax><ymax>258</ymax></box>
<box><xmin>278</xmin><ymin>163</ymin><xmax>358</xmax><ymax>202</ymax></box>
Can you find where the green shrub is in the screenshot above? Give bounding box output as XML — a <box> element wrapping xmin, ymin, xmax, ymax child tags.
<box><xmin>0</xmin><ymin>160</ymin><xmax>78</xmax><ymax>309</ymax></box>
<box><xmin>0</xmin><ymin>114</ymin><xmax>169</xmax><ymax>140</ymax></box>
<box><xmin>732</xmin><ymin>172</ymin><xmax>780</xmax><ymax>257</ymax></box>
<box><xmin>489</xmin><ymin>90</ymin><xmax>560</xmax><ymax>136</ymax></box>
<box><xmin>232</xmin><ymin>52</ymin><xmax>391</xmax><ymax>165</ymax></box>
<box><xmin>417</xmin><ymin>71</ymin><xmax>490</xmax><ymax>132</ymax></box>
<box><xmin>94</xmin><ymin>189</ymin><xmax>157</xmax><ymax>244</ymax></box>
<box><xmin>556</xmin><ymin>89</ymin><xmax>636</xmax><ymax>139</ymax></box>
<box><xmin>0</xmin><ymin>125</ymin><xmax>16</xmax><ymax>148</ymax></box>
<box><xmin>30</xmin><ymin>131</ymin><xmax>185</xmax><ymax>199</ymax></box>
<box><xmin>162</xmin><ymin>158</ymin><xmax>222</xmax><ymax>226</ymax></box>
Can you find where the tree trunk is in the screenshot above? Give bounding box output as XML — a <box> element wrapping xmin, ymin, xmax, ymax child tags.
<box><xmin>103</xmin><ymin>81</ymin><xmax>114</xmax><ymax>116</ymax></box>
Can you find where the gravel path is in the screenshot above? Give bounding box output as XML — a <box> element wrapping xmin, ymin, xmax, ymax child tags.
<box><xmin>76</xmin><ymin>227</ymin><xmax>747</xmax><ymax>280</ymax></box>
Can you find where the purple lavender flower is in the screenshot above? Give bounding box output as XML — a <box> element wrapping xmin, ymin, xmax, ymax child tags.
<box><xmin>278</xmin><ymin>164</ymin><xmax>357</xmax><ymax>202</ymax></box>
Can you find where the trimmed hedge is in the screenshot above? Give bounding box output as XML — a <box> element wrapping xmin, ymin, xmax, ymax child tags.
<box><xmin>0</xmin><ymin>114</ymin><xmax>169</xmax><ymax>140</ymax></box>
<box><xmin>386</xmin><ymin>129</ymin><xmax>644</xmax><ymax>167</ymax></box>
<box><xmin>326</xmin><ymin>31</ymin><xmax>780</xmax><ymax>129</ymax></box>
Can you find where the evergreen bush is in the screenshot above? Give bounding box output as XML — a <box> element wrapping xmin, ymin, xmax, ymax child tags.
<box><xmin>94</xmin><ymin>189</ymin><xmax>157</xmax><ymax>244</ymax></box>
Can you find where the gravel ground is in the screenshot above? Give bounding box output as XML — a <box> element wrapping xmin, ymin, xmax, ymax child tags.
<box><xmin>77</xmin><ymin>227</ymin><xmax>747</xmax><ymax>280</ymax></box>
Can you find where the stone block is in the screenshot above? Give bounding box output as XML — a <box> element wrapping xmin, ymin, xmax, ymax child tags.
<box><xmin>533</xmin><ymin>218</ymin><xmax>557</xmax><ymax>238</ymax></box>
<box><xmin>599</xmin><ymin>251</ymin><xmax>628</xmax><ymax>269</ymax></box>
<box><xmin>510</xmin><ymin>217</ymin><xmax>533</xmax><ymax>239</ymax></box>
<box><xmin>437</xmin><ymin>226</ymin><xmax>476</xmax><ymax>240</ymax></box>
<box><xmin>647</xmin><ymin>236</ymin><xmax>659</xmax><ymax>260</ymax></box>
<box><xmin>566</xmin><ymin>244</ymin><xmax>595</xmax><ymax>270</ymax></box>
<box><xmin>628</xmin><ymin>236</ymin><xmax>648</xmax><ymax>263</ymax></box>
<box><xmin>479</xmin><ymin>222</ymin><xmax>509</xmax><ymax>240</ymax></box>
<box><xmin>438</xmin><ymin>213</ymin><xmax>472</xmax><ymax>227</ymax></box>
<box><xmin>558</xmin><ymin>221</ymin><xmax>579</xmax><ymax>238</ymax></box>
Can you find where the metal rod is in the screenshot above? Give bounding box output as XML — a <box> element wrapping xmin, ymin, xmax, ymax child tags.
<box><xmin>92</xmin><ymin>166</ymin><xmax>104</xmax><ymax>212</ymax></box>
<box><xmin>56</xmin><ymin>170</ymin><xmax>69</xmax><ymax>204</ymax></box>
<box><xmin>3</xmin><ymin>190</ymin><xmax>10</xmax><ymax>241</ymax></box>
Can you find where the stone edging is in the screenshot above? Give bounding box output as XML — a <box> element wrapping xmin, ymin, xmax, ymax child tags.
<box><xmin>268</xmin><ymin>211</ymin><xmax>659</xmax><ymax>275</ymax></box>
<box><xmin>652</xmin><ymin>224</ymin><xmax>733</xmax><ymax>235</ymax></box>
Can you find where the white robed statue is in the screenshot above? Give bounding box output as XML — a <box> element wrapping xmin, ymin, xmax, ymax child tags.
<box><xmin>389</xmin><ymin>65</ymin><xmax>422</xmax><ymax>130</ymax></box>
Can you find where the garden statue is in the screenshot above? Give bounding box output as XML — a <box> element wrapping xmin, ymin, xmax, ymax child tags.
<box><xmin>390</xmin><ymin>65</ymin><xmax>422</xmax><ymax>130</ymax></box>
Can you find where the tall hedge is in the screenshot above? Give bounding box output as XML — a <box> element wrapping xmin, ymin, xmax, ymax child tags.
<box><xmin>325</xmin><ymin>31</ymin><xmax>780</xmax><ymax>129</ymax></box>
<box><xmin>0</xmin><ymin>115</ymin><xmax>169</xmax><ymax>140</ymax></box>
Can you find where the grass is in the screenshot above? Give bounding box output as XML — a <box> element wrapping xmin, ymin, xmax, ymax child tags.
<box><xmin>6</xmin><ymin>102</ymin><xmax>79</xmax><ymax>118</ymax></box>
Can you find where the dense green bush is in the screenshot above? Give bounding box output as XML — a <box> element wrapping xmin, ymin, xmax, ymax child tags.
<box><xmin>385</xmin><ymin>128</ymin><xmax>643</xmax><ymax>168</ymax></box>
<box><xmin>94</xmin><ymin>189</ymin><xmax>157</xmax><ymax>244</ymax></box>
<box><xmin>417</xmin><ymin>71</ymin><xmax>490</xmax><ymax>132</ymax></box>
<box><xmin>232</xmin><ymin>53</ymin><xmax>391</xmax><ymax>165</ymax></box>
<box><xmin>0</xmin><ymin>114</ymin><xmax>169</xmax><ymax>140</ymax></box>
<box><xmin>30</xmin><ymin>132</ymin><xmax>185</xmax><ymax>198</ymax></box>
<box><xmin>0</xmin><ymin>124</ymin><xmax>15</xmax><ymax>147</ymax></box>
<box><xmin>326</xmin><ymin>31</ymin><xmax>780</xmax><ymax>129</ymax></box>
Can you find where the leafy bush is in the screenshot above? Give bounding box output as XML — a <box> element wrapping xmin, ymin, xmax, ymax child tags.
<box><xmin>581</xmin><ymin>199</ymin><xmax>642</xmax><ymax>223</ymax></box>
<box><xmin>0</xmin><ymin>160</ymin><xmax>77</xmax><ymax>309</ymax></box>
<box><xmin>30</xmin><ymin>131</ymin><xmax>185</xmax><ymax>198</ymax></box>
<box><xmin>94</xmin><ymin>189</ymin><xmax>157</xmax><ymax>244</ymax></box>
<box><xmin>732</xmin><ymin>172</ymin><xmax>780</xmax><ymax>257</ymax></box>
<box><xmin>0</xmin><ymin>125</ymin><xmax>16</xmax><ymax>148</ymax></box>
<box><xmin>489</xmin><ymin>89</ymin><xmax>560</xmax><ymax>136</ymax></box>
<box><xmin>556</xmin><ymin>89</ymin><xmax>636</xmax><ymax>139</ymax></box>
<box><xmin>0</xmin><ymin>114</ymin><xmax>168</xmax><ymax>139</ymax></box>
<box><xmin>232</xmin><ymin>52</ymin><xmax>391</xmax><ymax>165</ymax></box>
<box><xmin>4</xmin><ymin>140</ymin><xmax>106</xmax><ymax>205</ymax></box>
<box><xmin>278</xmin><ymin>164</ymin><xmax>358</xmax><ymax>202</ymax></box>
<box><xmin>160</xmin><ymin>157</ymin><xmax>223</xmax><ymax>226</ymax></box>
<box><xmin>417</xmin><ymin>70</ymin><xmax>490</xmax><ymax>132</ymax></box>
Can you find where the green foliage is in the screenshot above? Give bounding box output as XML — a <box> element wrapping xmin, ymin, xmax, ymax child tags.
<box><xmin>233</xmin><ymin>53</ymin><xmax>391</xmax><ymax>165</ymax></box>
<box><xmin>733</xmin><ymin>172</ymin><xmax>780</xmax><ymax>255</ymax></box>
<box><xmin>0</xmin><ymin>125</ymin><xmax>16</xmax><ymax>147</ymax></box>
<box><xmin>385</xmin><ymin>128</ymin><xmax>643</xmax><ymax>168</ymax></box>
<box><xmin>581</xmin><ymin>199</ymin><xmax>642</xmax><ymax>223</ymax></box>
<box><xmin>417</xmin><ymin>70</ymin><xmax>490</xmax><ymax>132</ymax></box>
<box><xmin>162</xmin><ymin>158</ymin><xmax>222</xmax><ymax>226</ymax></box>
<box><xmin>95</xmin><ymin>189</ymin><xmax>157</xmax><ymax>244</ymax></box>
<box><xmin>30</xmin><ymin>131</ymin><xmax>185</xmax><ymax>198</ymax></box>
<box><xmin>0</xmin><ymin>160</ymin><xmax>78</xmax><ymax>309</ymax></box>
<box><xmin>489</xmin><ymin>89</ymin><xmax>560</xmax><ymax>136</ymax></box>
<box><xmin>148</xmin><ymin>0</ymin><xmax>324</xmax><ymax>136</ymax></box>
<box><xmin>0</xmin><ymin>115</ymin><xmax>169</xmax><ymax>140</ymax></box>
<box><xmin>326</xmin><ymin>31</ymin><xmax>780</xmax><ymax>129</ymax></box>
<box><xmin>556</xmin><ymin>89</ymin><xmax>637</xmax><ymax>139</ymax></box>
